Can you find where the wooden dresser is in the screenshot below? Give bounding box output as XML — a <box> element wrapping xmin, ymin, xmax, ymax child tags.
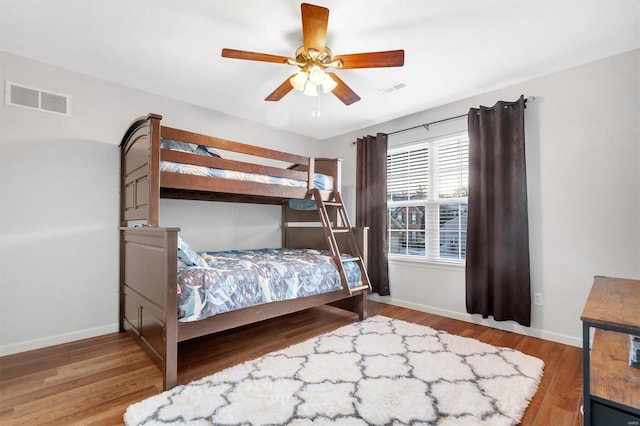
<box><xmin>580</xmin><ymin>276</ymin><xmax>640</xmax><ymax>425</ymax></box>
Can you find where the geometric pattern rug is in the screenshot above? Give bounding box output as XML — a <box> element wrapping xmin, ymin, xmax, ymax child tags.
<box><xmin>124</xmin><ymin>315</ymin><xmax>544</xmax><ymax>425</ymax></box>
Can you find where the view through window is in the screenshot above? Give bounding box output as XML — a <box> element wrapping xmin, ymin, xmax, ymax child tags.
<box><xmin>387</xmin><ymin>132</ymin><xmax>469</xmax><ymax>262</ymax></box>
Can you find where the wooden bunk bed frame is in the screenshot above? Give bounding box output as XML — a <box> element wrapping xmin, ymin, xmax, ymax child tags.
<box><xmin>119</xmin><ymin>113</ymin><xmax>369</xmax><ymax>390</ymax></box>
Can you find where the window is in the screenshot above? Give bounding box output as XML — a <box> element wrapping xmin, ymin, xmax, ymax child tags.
<box><xmin>387</xmin><ymin>132</ymin><xmax>468</xmax><ymax>263</ymax></box>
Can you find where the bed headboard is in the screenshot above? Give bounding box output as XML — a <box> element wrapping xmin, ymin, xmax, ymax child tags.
<box><xmin>120</xmin><ymin>113</ymin><xmax>162</xmax><ymax>227</ymax></box>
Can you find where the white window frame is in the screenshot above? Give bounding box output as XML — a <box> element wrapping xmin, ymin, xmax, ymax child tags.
<box><xmin>387</xmin><ymin>131</ymin><xmax>469</xmax><ymax>265</ymax></box>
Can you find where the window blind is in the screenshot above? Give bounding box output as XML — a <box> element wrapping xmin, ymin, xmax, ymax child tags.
<box><xmin>387</xmin><ymin>133</ymin><xmax>468</xmax><ymax>262</ymax></box>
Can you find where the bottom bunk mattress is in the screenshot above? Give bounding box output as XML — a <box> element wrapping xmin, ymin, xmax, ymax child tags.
<box><xmin>177</xmin><ymin>248</ymin><xmax>361</xmax><ymax>322</ymax></box>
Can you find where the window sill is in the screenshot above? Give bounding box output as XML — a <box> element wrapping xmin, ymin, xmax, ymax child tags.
<box><xmin>388</xmin><ymin>255</ymin><xmax>465</xmax><ymax>271</ymax></box>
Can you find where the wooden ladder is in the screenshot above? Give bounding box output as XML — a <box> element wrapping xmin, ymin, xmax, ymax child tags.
<box><xmin>311</xmin><ymin>188</ymin><xmax>371</xmax><ymax>295</ymax></box>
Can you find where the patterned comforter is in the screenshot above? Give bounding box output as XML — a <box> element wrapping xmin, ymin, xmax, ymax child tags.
<box><xmin>177</xmin><ymin>248</ymin><xmax>361</xmax><ymax>322</ymax></box>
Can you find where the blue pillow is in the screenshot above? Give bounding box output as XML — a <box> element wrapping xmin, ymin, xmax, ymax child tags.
<box><xmin>177</xmin><ymin>235</ymin><xmax>208</xmax><ymax>267</ymax></box>
<box><xmin>160</xmin><ymin>138</ymin><xmax>221</xmax><ymax>158</ymax></box>
<box><xmin>288</xmin><ymin>199</ymin><xmax>317</xmax><ymax>211</ymax></box>
<box><xmin>194</xmin><ymin>145</ymin><xmax>221</xmax><ymax>158</ymax></box>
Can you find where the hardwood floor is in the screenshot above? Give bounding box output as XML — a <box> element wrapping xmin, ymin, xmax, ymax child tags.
<box><xmin>0</xmin><ymin>301</ymin><xmax>583</xmax><ymax>425</ymax></box>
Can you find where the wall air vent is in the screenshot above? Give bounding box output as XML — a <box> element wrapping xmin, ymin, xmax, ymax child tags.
<box><xmin>381</xmin><ymin>81</ymin><xmax>407</xmax><ymax>94</ymax></box>
<box><xmin>5</xmin><ymin>81</ymin><xmax>70</xmax><ymax>116</ymax></box>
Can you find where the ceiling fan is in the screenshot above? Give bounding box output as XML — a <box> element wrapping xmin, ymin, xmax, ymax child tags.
<box><xmin>221</xmin><ymin>3</ymin><xmax>404</xmax><ymax>105</ymax></box>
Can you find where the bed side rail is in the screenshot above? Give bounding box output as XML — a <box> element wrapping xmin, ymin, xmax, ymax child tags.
<box><xmin>162</xmin><ymin>126</ymin><xmax>310</xmax><ymax>165</ymax></box>
<box><xmin>161</xmin><ymin>126</ymin><xmax>316</xmax><ymax>191</ymax></box>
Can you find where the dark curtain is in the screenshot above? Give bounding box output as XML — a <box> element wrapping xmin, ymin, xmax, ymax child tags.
<box><xmin>356</xmin><ymin>133</ymin><xmax>390</xmax><ymax>296</ymax></box>
<box><xmin>465</xmin><ymin>95</ymin><xmax>531</xmax><ymax>326</ymax></box>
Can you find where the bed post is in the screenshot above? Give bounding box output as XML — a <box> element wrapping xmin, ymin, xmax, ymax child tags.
<box><xmin>147</xmin><ymin>115</ymin><xmax>162</xmax><ymax>227</ymax></box>
<box><xmin>306</xmin><ymin>157</ymin><xmax>315</xmax><ymax>193</ymax></box>
<box><xmin>164</xmin><ymin>229</ymin><xmax>178</xmax><ymax>390</ymax></box>
<box><xmin>119</xmin><ymin>230</ymin><xmax>126</xmax><ymax>333</ymax></box>
<box><xmin>328</xmin><ymin>291</ymin><xmax>367</xmax><ymax>320</ymax></box>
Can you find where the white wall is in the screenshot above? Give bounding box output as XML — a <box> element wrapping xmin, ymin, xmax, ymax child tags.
<box><xmin>0</xmin><ymin>52</ymin><xmax>320</xmax><ymax>355</ymax></box>
<box><xmin>1</xmin><ymin>49</ymin><xmax>638</xmax><ymax>355</ymax></box>
<box><xmin>319</xmin><ymin>49</ymin><xmax>640</xmax><ymax>346</ymax></box>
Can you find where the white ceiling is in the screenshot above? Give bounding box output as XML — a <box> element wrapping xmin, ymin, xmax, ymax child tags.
<box><xmin>1</xmin><ymin>1</ymin><xmax>638</xmax><ymax>139</ymax></box>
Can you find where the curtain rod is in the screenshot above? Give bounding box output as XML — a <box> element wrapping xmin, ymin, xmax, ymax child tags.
<box><xmin>356</xmin><ymin>96</ymin><xmax>536</xmax><ymax>141</ymax></box>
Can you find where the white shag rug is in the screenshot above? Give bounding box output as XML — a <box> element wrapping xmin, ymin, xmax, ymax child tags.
<box><xmin>124</xmin><ymin>315</ymin><xmax>544</xmax><ymax>425</ymax></box>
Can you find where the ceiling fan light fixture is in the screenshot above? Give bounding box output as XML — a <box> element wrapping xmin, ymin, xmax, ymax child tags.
<box><xmin>290</xmin><ymin>71</ymin><xmax>308</xmax><ymax>92</ymax></box>
<box><xmin>321</xmin><ymin>73</ymin><xmax>338</xmax><ymax>93</ymax></box>
<box><xmin>308</xmin><ymin>65</ymin><xmax>326</xmax><ymax>86</ymax></box>
<box><xmin>302</xmin><ymin>81</ymin><xmax>318</xmax><ymax>96</ymax></box>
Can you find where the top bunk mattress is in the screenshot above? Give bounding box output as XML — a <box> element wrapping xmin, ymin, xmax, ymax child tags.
<box><xmin>160</xmin><ymin>138</ymin><xmax>334</xmax><ymax>190</ymax></box>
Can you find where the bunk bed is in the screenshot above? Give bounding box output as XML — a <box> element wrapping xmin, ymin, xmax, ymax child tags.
<box><xmin>119</xmin><ymin>113</ymin><xmax>370</xmax><ymax>390</ymax></box>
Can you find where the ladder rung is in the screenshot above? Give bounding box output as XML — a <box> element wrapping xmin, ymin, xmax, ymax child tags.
<box><xmin>350</xmin><ymin>284</ymin><xmax>370</xmax><ymax>292</ymax></box>
<box><xmin>312</xmin><ymin>188</ymin><xmax>371</xmax><ymax>295</ymax></box>
<box><xmin>332</xmin><ymin>228</ymin><xmax>349</xmax><ymax>233</ymax></box>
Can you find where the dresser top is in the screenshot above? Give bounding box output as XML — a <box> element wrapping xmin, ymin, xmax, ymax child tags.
<box><xmin>581</xmin><ymin>276</ymin><xmax>640</xmax><ymax>331</ymax></box>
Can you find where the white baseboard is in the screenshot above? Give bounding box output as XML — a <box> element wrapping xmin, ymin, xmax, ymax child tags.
<box><xmin>1</xmin><ymin>297</ymin><xmax>582</xmax><ymax>356</ymax></box>
<box><xmin>368</xmin><ymin>294</ymin><xmax>581</xmax><ymax>348</ymax></box>
<box><xmin>0</xmin><ymin>323</ymin><xmax>119</xmax><ymax>356</ymax></box>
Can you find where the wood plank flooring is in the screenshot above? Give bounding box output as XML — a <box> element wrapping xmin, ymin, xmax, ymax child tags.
<box><xmin>0</xmin><ymin>301</ymin><xmax>583</xmax><ymax>425</ymax></box>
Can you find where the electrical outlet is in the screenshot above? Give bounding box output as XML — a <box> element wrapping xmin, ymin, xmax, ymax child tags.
<box><xmin>534</xmin><ymin>292</ymin><xmax>543</xmax><ymax>306</ymax></box>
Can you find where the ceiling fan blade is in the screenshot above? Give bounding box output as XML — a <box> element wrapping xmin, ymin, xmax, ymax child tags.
<box><xmin>221</xmin><ymin>48</ymin><xmax>290</xmax><ymax>64</ymax></box>
<box><xmin>326</xmin><ymin>72</ymin><xmax>360</xmax><ymax>105</ymax></box>
<box><xmin>334</xmin><ymin>50</ymin><xmax>405</xmax><ymax>69</ymax></box>
<box><xmin>301</xmin><ymin>3</ymin><xmax>329</xmax><ymax>52</ymax></box>
<box><xmin>265</xmin><ymin>75</ymin><xmax>295</xmax><ymax>101</ymax></box>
